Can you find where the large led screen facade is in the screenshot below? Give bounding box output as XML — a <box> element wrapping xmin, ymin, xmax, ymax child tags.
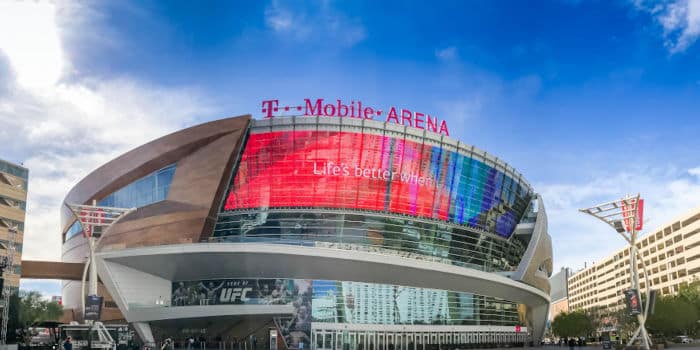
<box><xmin>224</xmin><ymin>129</ymin><xmax>531</xmax><ymax>237</ymax></box>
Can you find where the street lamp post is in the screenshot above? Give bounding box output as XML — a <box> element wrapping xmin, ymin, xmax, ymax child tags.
<box><xmin>580</xmin><ymin>194</ymin><xmax>652</xmax><ymax>350</ymax></box>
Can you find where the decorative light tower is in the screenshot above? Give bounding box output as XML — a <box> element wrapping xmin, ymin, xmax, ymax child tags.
<box><xmin>579</xmin><ymin>194</ymin><xmax>652</xmax><ymax>350</ymax></box>
<box><xmin>65</xmin><ymin>201</ymin><xmax>134</xmax><ymax>336</ymax></box>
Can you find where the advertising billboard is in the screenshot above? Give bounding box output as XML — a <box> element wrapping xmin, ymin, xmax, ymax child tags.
<box><xmin>173</xmin><ymin>278</ymin><xmax>312</xmax><ymax>349</ymax></box>
<box><xmin>224</xmin><ymin>130</ymin><xmax>530</xmax><ymax>237</ymax></box>
<box><xmin>172</xmin><ymin>278</ymin><xmax>305</xmax><ymax>306</ymax></box>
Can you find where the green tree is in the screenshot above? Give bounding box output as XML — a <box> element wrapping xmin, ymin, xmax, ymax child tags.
<box><xmin>585</xmin><ymin>306</ymin><xmax>603</xmax><ymax>334</ymax></box>
<box><xmin>647</xmin><ymin>295</ymin><xmax>698</xmax><ymax>337</ymax></box>
<box><xmin>6</xmin><ymin>292</ymin><xmax>21</xmax><ymax>343</ymax></box>
<box><xmin>552</xmin><ymin>312</ymin><xmax>573</xmax><ymax>338</ymax></box>
<box><xmin>18</xmin><ymin>291</ymin><xmax>63</xmax><ymax>327</ymax></box>
<box><xmin>552</xmin><ymin>311</ymin><xmax>594</xmax><ymax>338</ymax></box>
<box><xmin>677</xmin><ymin>279</ymin><xmax>700</xmax><ymax>304</ymax></box>
<box><xmin>611</xmin><ymin>306</ymin><xmax>638</xmax><ymax>339</ymax></box>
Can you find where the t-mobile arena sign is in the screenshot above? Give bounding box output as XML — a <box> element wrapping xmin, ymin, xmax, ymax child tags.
<box><xmin>262</xmin><ymin>98</ymin><xmax>450</xmax><ymax>136</ymax></box>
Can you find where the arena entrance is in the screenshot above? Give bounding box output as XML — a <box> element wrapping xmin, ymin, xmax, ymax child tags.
<box><xmin>310</xmin><ymin>324</ymin><xmax>529</xmax><ymax>350</ymax></box>
<box><xmin>149</xmin><ymin>315</ymin><xmax>277</xmax><ymax>349</ymax></box>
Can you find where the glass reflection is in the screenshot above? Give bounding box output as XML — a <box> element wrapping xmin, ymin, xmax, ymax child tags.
<box><xmin>214</xmin><ymin>210</ymin><xmax>525</xmax><ymax>272</ymax></box>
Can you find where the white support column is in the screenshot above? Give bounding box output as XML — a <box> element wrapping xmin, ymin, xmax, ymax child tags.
<box><xmin>133</xmin><ymin>322</ymin><xmax>156</xmax><ymax>347</ymax></box>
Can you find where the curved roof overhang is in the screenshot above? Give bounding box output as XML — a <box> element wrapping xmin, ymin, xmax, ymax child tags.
<box><xmin>96</xmin><ymin>243</ymin><xmax>549</xmax><ymax>323</ymax></box>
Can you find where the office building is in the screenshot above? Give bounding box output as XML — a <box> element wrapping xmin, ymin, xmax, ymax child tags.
<box><xmin>568</xmin><ymin>207</ymin><xmax>700</xmax><ymax>312</ymax></box>
<box><xmin>0</xmin><ymin>159</ymin><xmax>27</xmax><ymax>293</ymax></box>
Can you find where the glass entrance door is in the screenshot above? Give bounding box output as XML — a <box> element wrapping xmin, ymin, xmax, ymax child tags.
<box><xmin>349</xmin><ymin>332</ymin><xmax>357</xmax><ymax>350</ymax></box>
<box><xmin>377</xmin><ymin>332</ymin><xmax>385</xmax><ymax>350</ymax></box>
<box><xmin>357</xmin><ymin>333</ymin><xmax>366</xmax><ymax>350</ymax></box>
<box><xmin>406</xmin><ymin>334</ymin><xmax>414</xmax><ymax>350</ymax></box>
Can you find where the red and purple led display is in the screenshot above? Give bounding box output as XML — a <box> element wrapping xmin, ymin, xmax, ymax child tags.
<box><xmin>224</xmin><ymin>131</ymin><xmax>530</xmax><ymax>237</ymax></box>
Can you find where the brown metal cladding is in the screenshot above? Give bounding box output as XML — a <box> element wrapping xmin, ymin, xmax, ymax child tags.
<box><xmin>21</xmin><ymin>260</ymin><xmax>84</xmax><ymax>280</ymax></box>
<box><xmin>60</xmin><ymin>115</ymin><xmax>250</xmax><ymax>234</ymax></box>
<box><xmin>60</xmin><ymin>115</ymin><xmax>249</xmax><ymax>255</ymax></box>
<box><xmin>59</xmin><ymin>116</ymin><xmax>251</xmax><ymax>321</ymax></box>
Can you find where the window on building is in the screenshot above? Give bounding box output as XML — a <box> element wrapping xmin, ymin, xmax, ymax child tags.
<box><xmin>681</xmin><ymin>213</ymin><xmax>700</xmax><ymax>227</ymax></box>
<box><xmin>99</xmin><ymin>164</ymin><xmax>176</xmax><ymax>208</ymax></box>
<box><xmin>672</xmin><ymin>222</ymin><xmax>681</xmax><ymax>232</ymax></box>
<box><xmin>0</xmin><ymin>218</ymin><xmax>23</xmax><ymax>231</ymax></box>
<box><xmin>64</xmin><ymin>164</ymin><xmax>177</xmax><ymax>241</ymax></box>
<box><xmin>0</xmin><ymin>196</ymin><xmax>26</xmax><ymax>211</ymax></box>
<box><xmin>684</xmin><ymin>229</ymin><xmax>700</xmax><ymax>240</ymax></box>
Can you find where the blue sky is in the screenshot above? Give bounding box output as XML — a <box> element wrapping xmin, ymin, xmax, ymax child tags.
<box><xmin>1</xmin><ymin>0</ymin><xmax>700</xmax><ymax>296</ymax></box>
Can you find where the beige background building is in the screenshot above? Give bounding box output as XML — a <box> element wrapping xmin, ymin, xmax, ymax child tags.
<box><xmin>0</xmin><ymin>159</ymin><xmax>27</xmax><ymax>292</ymax></box>
<box><xmin>549</xmin><ymin>299</ymin><xmax>569</xmax><ymax>321</ymax></box>
<box><xmin>568</xmin><ymin>206</ymin><xmax>700</xmax><ymax>312</ymax></box>
<box><xmin>548</xmin><ymin>267</ymin><xmax>571</xmax><ymax>322</ymax></box>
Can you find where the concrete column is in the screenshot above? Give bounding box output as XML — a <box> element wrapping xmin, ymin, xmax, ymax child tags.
<box><xmin>133</xmin><ymin>322</ymin><xmax>156</xmax><ymax>346</ymax></box>
<box><xmin>528</xmin><ymin>303</ymin><xmax>549</xmax><ymax>345</ymax></box>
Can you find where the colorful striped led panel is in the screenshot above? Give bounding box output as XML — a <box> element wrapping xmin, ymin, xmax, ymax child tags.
<box><xmin>224</xmin><ymin>131</ymin><xmax>530</xmax><ymax>237</ymax></box>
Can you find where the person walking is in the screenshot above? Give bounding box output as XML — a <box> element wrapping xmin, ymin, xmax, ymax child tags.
<box><xmin>161</xmin><ymin>338</ymin><xmax>173</xmax><ymax>350</ymax></box>
<box><xmin>188</xmin><ymin>336</ymin><xmax>195</xmax><ymax>350</ymax></box>
<box><xmin>63</xmin><ymin>336</ymin><xmax>73</xmax><ymax>350</ymax></box>
<box><xmin>568</xmin><ymin>337</ymin><xmax>575</xmax><ymax>350</ymax></box>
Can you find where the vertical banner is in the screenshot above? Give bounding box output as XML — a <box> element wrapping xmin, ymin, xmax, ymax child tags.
<box><xmin>84</xmin><ymin>295</ymin><xmax>103</xmax><ymax>320</ymax></box>
<box><xmin>636</xmin><ymin>199</ymin><xmax>644</xmax><ymax>231</ymax></box>
<box><xmin>624</xmin><ymin>289</ymin><xmax>642</xmax><ymax>316</ymax></box>
<box><xmin>621</xmin><ymin>198</ymin><xmax>644</xmax><ymax>232</ymax></box>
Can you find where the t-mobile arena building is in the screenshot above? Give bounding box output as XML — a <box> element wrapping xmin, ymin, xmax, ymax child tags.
<box><xmin>59</xmin><ymin>99</ymin><xmax>552</xmax><ymax>349</ymax></box>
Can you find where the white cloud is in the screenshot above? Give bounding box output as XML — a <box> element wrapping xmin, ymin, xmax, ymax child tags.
<box><xmin>688</xmin><ymin>166</ymin><xmax>700</xmax><ymax>178</ymax></box>
<box><xmin>633</xmin><ymin>0</ymin><xmax>700</xmax><ymax>53</ymax></box>
<box><xmin>265</xmin><ymin>3</ymin><xmax>295</xmax><ymax>32</ymax></box>
<box><xmin>539</xmin><ymin>166</ymin><xmax>700</xmax><ymax>272</ymax></box>
<box><xmin>435</xmin><ymin>46</ymin><xmax>458</xmax><ymax>61</ymax></box>
<box><xmin>437</xmin><ymin>96</ymin><xmax>483</xmax><ymax>123</ymax></box>
<box><xmin>0</xmin><ymin>1</ymin><xmax>214</xmax><ymax>297</ymax></box>
<box><xmin>264</xmin><ymin>0</ymin><xmax>366</xmax><ymax>47</ymax></box>
<box><xmin>0</xmin><ymin>1</ymin><xmax>64</xmax><ymax>89</ymax></box>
